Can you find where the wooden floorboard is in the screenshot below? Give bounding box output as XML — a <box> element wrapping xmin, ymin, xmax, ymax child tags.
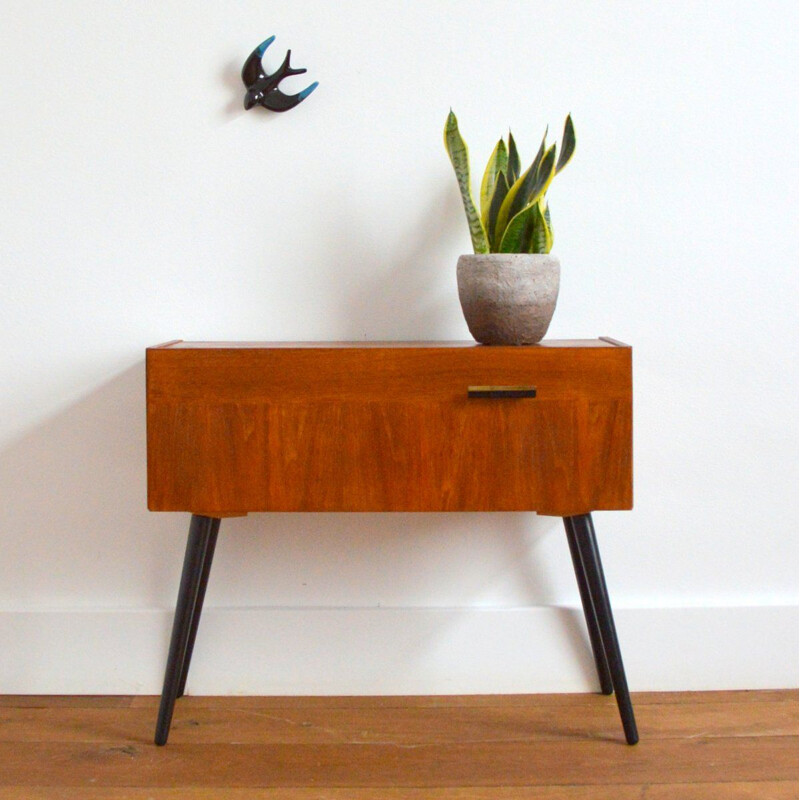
<box><xmin>0</xmin><ymin>785</ymin><xmax>796</xmax><ymax>800</ymax></box>
<box><xmin>0</xmin><ymin>691</ymin><xmax>795</xmax><ymax>796</ymax></box>
<box><xmin>0</xmin><ymin>700</ymin><xmax>795</xmax><ymax>744</ymax></box>
<box><xmin>0</xmin><ymin>695</ymin><xmax>134</xmax><ymax>708</ymax></box>
<box><xmin>2</xmin><ymin>737</ymin><xmax>797</xmax><ymax>787</ymax></box>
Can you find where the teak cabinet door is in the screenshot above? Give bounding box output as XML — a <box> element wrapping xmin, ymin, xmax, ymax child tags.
<box><xmin>146</xmin><ymin>343</ymin><xmax>632</xmax><ymax>516</ymax></box>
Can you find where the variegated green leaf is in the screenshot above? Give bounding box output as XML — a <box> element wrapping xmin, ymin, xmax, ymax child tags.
<box><xmin>499</xmin><ymin>194</ymin><xmax>555</xmax><ymax>254</ymax></box>
<box><xmin>495</xmin><ymin>144</ymin><xmax>556</xmax><ymax>244</ymax></box>
<box><xmin>443</xmin><ymin>110</ymin><xmax>490</xmax><ymax>254</ymax></box>
<box><xmin>506</xmin><ymin>131</ymin><xmax>521</xmax><ymax>185</ymax></box>
<box><xmin>529</xmin><ymin>127</ymin><xmax>548</xmax><ymax>183</ymax></box>
<box><xmin>498</xmin><ymin>202</ymin><xmax>538</xmax><ymax>253</ymax></box>
<box><xmin>507</xmin><ymin>128</ymin><xmax>548</xmax><ymax>222</ymax></box>
<box><xmin>542</xmin><ymin>202</ymin><xmax>553</xmax><ymax>251</ymax></box>
<box><xmin>556</xmin><ymin>114</ymin><xmax>575</xmax><ymax>174</ymax></box>
<box><xmin>486</xmin><ymin>171</ymin><xmax>509</xmax><ymax>249</ymax></box>
<box><xmin>533</xmin><ymin>144</ymin><xmax>557</xmax><ymax>198</ymax></box>
<box><xmin>480</xmin><ymin>139</ymin><xmax>508</xmax><ymax>228</ymax></box>
<box><xmin>532</xmin><ymin>199</ymin><xmax>553</xmax><ymax>253</ymax></box>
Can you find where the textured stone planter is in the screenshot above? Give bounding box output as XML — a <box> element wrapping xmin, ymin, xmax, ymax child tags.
<box><xmin>457</xmin><ymin>253</ymin><xmax>560</xmax><ymax>345</ymax></box>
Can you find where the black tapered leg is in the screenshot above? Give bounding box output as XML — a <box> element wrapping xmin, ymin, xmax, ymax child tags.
<box><xmin>155</xmin><ymin>514</ymin><xmax>218</xmax><ymax>746</ymax></box>
<box><xmin>563</xmin><ymin>517</ymin><xmax>613</xmax><ymax>695</ymax></box>
<box><xmin>569</xmin><ymin>513</ymin><xmax>639</xmax><ymax>745</ymax></box>
<box><xmin>176</xmin><ymin>517</ymin><xmax>220</xmax><ymax>698</ymax></box>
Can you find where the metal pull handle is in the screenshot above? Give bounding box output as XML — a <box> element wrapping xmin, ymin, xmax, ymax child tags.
<box><xmin>467</xmin><ymin>385</ymin><xmax>537</xmax><ymax>399</ymax></box>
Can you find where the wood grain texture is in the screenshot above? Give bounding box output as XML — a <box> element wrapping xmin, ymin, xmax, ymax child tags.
<box><xmin>163</xmin><ymin>340</ymin><xmax>625</xmax><ymax>349</ymax></box>
<box><xmin>0</xmin><ymin>784</ymin><xmax>796</xmax><ymax>800</ymax></box>
<box><xmin>0</xmin><ymin>692</ymin><xmax>794</xmax><ymax>795</ymax></box>
<box><xmin>146</xmin><ymin>341</ymin><xmax>632</xmax><ymax>515</ymax></box>
<box><xmin>0</xmin><ymin>700</ymin><xmax>795</xmax><ymax>744</ymax></box>
<box><xmin>0</xmin><ymin>695</ymin><xmax>134</xmax><ymax>708</ymax></box>
<box><xmin>0</xmin><ymin>737</ymin><xmax>795</xmax><ymax>787</ymax></box>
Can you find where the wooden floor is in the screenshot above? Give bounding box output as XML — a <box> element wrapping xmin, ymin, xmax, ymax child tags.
<box><xmin>0</xmin><ymin>691</ymin><xmax>795</xmax><ymax>798</ymax></box>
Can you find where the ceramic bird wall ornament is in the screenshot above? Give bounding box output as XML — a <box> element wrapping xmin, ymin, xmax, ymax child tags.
<box><xmin>241</xmin><ymin>36</ymin><xmax>318</xmax><ymax>112</ymax></box>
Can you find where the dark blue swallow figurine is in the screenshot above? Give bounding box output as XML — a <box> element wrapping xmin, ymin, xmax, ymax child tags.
<box><xmin>242</xmin><ymin>36</ymin><xmax>318</xmax><ymax>112</ymax></box>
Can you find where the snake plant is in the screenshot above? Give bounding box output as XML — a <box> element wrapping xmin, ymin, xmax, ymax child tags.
<box><xmin>443</xmin><ymin>110</ymin><xmax>575</xmax><ymax>254</ymax></box>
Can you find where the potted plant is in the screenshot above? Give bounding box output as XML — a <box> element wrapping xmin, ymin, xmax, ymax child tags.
<box><xmin>444</xmin><ymin>110</ymin><xmax>575</xmax><ymax>344</ymax></box>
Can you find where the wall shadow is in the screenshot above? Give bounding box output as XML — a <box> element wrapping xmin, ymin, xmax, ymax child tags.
<box><xmin>0</xmin><ymin>363</ymin><xmax>178</xmax><ymax>610</ymax></box>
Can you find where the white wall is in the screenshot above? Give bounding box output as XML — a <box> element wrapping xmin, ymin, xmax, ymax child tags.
<box><xmin>0</xmin><ymin>0</ymin><xmax>796</xmax><ymax>694</ymax></box>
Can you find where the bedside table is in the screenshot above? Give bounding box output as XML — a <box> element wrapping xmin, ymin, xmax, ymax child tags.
<box><xmin>147</xmin><ymin>339</ymin><xmax>638</xmax><ymax>745</ymax></box>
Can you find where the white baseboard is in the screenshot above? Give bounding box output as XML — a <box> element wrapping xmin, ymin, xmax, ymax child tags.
<box><xmin>0</xmin><ymin>604</ymin><xmax>796</xmax><ymax>695</ymax></box>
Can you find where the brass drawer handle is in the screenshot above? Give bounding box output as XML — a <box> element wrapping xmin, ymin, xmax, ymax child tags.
<box><xmin>468</xmin><ymin>385</ymin><xmax>537</xmax><ymax>399</ymax></box>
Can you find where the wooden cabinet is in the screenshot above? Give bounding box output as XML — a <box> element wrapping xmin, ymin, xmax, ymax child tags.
<box><xmin>147</xmin><ymin>339</ymin><xmax>638</xmax><ymax>747</ymax></box>
<box><xmin>146</xmin><ymin>339</ymin><xmax>632</xmax><ymax>516</ymax></box>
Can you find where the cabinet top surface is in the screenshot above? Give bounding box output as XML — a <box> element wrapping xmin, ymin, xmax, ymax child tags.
<box><xmin>150</xmin><ymin>338</ymin><xmax>628</xmax><ymax>350</ymax></box>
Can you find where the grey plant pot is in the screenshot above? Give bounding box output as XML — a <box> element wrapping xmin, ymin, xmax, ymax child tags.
<box><xmin>457</xmin><ymin>253</ymin><xmax>561</xmax><ymax>345</ymax></box>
